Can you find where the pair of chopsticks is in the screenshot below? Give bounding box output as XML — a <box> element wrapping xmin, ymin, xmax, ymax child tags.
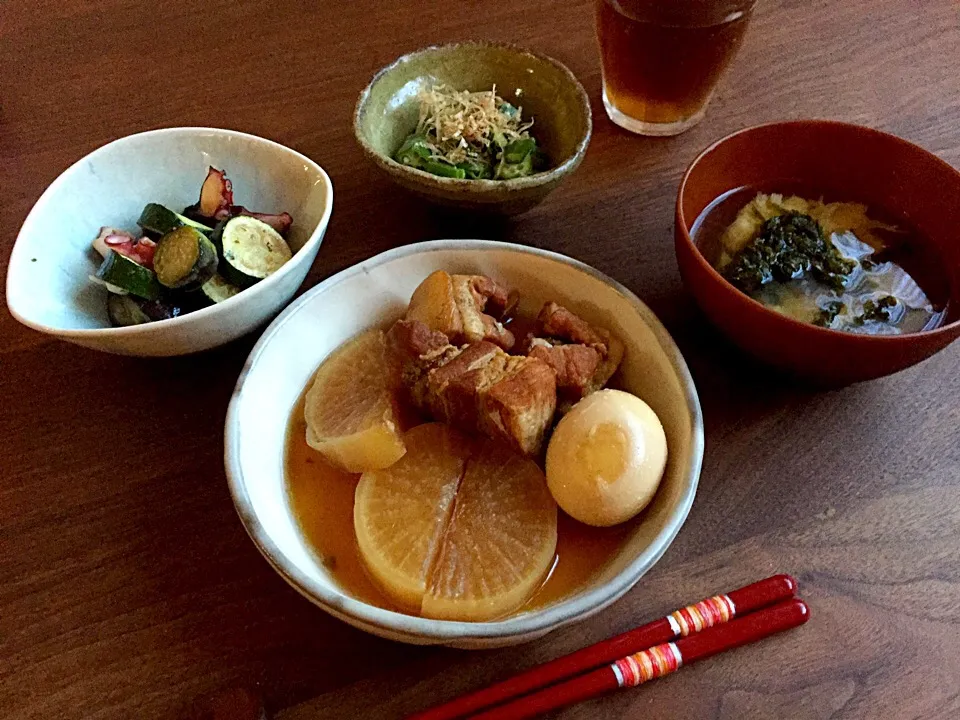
<box><xmin>407</xmin><ymin>574</ymin><xmax>807</xmax><ymax>720</ymax></box>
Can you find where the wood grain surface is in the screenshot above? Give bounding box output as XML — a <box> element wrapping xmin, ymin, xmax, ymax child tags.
<box><xmin>2</xmin><ymin>1</ymin><xmax>959</xmax><ymax>718</ymax></box>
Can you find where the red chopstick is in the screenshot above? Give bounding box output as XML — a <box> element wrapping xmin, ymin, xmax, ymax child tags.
<box><xmin>406</xmin><ymin>574</ymin><xmax>796</xmax><ymax>720</ymax></box>
<box><xmin>468</xmin><ymin>598</ymin><xmax>810</xmax><ymax>720</ymax></box>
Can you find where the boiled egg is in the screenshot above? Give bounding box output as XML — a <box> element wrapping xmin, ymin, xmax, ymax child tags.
<box><xmin>546</xmin><ymin>389</ymin><xmax>667</xmax><ymax>527</ymax></box>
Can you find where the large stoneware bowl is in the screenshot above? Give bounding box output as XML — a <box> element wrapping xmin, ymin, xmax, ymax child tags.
<box><xmin>226</xmin><ymin>240</ymin><xmax>703</xmax><ymax>648</ymax></box>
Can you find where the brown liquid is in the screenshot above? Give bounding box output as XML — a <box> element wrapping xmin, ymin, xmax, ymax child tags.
<box><xmin>596</xmin><ymin>0</ymin><xmax>752</xmax><ymax>124</ymax></box>
<box><xmin>285</xmin><ymin>393</ymin><xmax>634</xmax><ymax>617</ymax></box>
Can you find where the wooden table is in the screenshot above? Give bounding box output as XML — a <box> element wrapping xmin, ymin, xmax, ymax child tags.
<box><xmin>2</xmin><ymin>1</ymin><xmax>959</xmax><ymax>718</ymax></box>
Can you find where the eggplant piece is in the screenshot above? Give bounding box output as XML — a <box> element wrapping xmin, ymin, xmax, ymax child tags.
<box><xmin>107</xmin><ymin>294</ymin><xmax>151</xmax><ymax>326</ymax></box>
<box><xmin>107</xmin><ymin>293</ymin><xmax>189</xmax><ymax>326</ymax></box>
<box><xmin>138</xmin><ymin>298</ymin><xmax>188</xmax><ymax>321</ymax></box>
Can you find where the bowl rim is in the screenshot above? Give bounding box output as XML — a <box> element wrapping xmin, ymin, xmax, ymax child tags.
<box><xmin>353</xmin><ymin>41</ymin><xmax>593</xmax><ymax>190</ymax></box>
<box><xmin>6</xmin><ymin>126</ymin><xmax>334</xmax><ymax>338</ymax></box>
<box><xmin>225</xmin><ymin>238</ymin><xmax>704</xmax><ymax>643</ymax></box>
<box><xmin>675</xmin><ymin>119</ymin><xmax>960</xmax><ymax>342</ymax></box>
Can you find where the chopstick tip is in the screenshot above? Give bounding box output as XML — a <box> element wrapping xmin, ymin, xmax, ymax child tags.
<box><xmin>777</xmin><ymin>573</ymin><xmax>799</xmax><ymax>595</ymax></box>
<box><xmin>796</xmin><ymin>598</ymin><xmax>810</xmax><ymax>622</ymax></box>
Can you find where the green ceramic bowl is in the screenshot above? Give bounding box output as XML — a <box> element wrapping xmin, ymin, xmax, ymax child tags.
<box><xmin>354</xmin><ymin>42</ymin><xmax>592</xmax><ymax>215</ymax></box>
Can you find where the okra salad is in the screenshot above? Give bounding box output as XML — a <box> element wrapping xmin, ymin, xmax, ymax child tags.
<box><xmin>89</xmin><ymin>168</ymin><xmax>294</xmax><ymax>326</ymax></box>
<box><xmin>394</xmin><ymin>84</ymin><xmax>545</xmax><ymax>180</ymax></box>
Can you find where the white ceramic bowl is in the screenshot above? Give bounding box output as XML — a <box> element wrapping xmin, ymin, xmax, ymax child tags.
<box><xmin>226</xmin><ymin>240</ymin><xmax>703</xmax><ymax>648</ymax></box>
<box><xmin>6</xmin><ymin>127</ymin><xmax>333</xmax><ymax>356</ymax></box>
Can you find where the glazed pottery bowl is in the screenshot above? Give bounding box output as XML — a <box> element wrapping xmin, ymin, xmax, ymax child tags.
<box><xmin>7</xmin><ymin>127</ymin><xmax>333</xmax><ymax>357</ymax></box>
<box><xmin>676</xmin><ymin>120</ymin><xmax>960</xmax><ymax>384</ymax></box>
<box><xmin>354</xmin><ymin>42</ymin><xmax>592</xmax><ymax>215</ymax></box>
<box><xmin>226</xmin><ymin>240</ymin><xmax>703</xmax><ymax>648</ymax></box>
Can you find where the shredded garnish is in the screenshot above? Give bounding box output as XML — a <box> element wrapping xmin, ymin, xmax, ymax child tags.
<box><xmin>415</xmin><ymin>84</ymin><xmax>534</xmax><ymax>166</ymax></box>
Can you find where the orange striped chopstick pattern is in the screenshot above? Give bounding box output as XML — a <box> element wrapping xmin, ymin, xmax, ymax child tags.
<box><xmin>611</xmin><ymin>641</ymin><xmax>682</xmax><ymax>687</ymax></box>
<box><xmin>667</xmin><ymin>593</ymin><xmax>736</xmax><ymax>637</ymax></box>
<box><xmin>468</xmin><ymin>598</ymin><xmax>810</xmax><ymax>720</ymax></box>
<box><xmin>406</xmin><ymin>574</ymin><xmax>797</xmax><ymax>720</ymax></box>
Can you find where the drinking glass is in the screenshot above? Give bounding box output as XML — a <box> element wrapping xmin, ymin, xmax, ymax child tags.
<box><xmin>596</xmin><ymin>0</ymin><xmax>757</xmax><ymax>136</ymax></box>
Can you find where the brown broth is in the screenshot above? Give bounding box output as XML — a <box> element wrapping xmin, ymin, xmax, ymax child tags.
<box><xmin>503</xmin><ymin>314</ymin><xmax>538</xmax><ymax>352</ymax></box>
<box><xmin>284</xmin><ymin>392</ymin><xmax>635</xmax><ymax>617</ymax></box>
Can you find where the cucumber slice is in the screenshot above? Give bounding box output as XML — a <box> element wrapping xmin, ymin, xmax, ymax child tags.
<box><xmin>138</xmin><ymin>203</ymin><xmax>213</xmax><ymax>238</ymax></box>
<box><xmin>201</xmin><ymin>273</ymin><xmax>242</xmax><ymax>303</ymax></box>
<box><xmin>212</xmin><ymin>216</ymin><xmax>292</xmax><ymax>288</ymax></box>
<box><xmin>107</xmin><ymin>294</ymin><xmax>151</xmax><ymax>326</ymax></box>
<box><xmin>153</xmin><ymin>226</ymin><xmax>218</xmax><ymax>290</ymax></box>
<box><xmin>95</xmin><ymin>250</ymin><xmax>161</xmax><ymax>300</ymax></box>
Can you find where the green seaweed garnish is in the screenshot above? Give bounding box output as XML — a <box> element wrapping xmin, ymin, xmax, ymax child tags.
<box><xmin>723</xmin><ymin>212</ymin><xmax>856</xmax><ymax>293</ymax></box>
<box><xmin>854</xmin><ymin>295</ymin><xmax>898</xmax><ymax>325</ymax></box>
<box><xmin>814</xmin><ymin>300</ymin><xmax>846</xmax><ymax>328</ymax></box>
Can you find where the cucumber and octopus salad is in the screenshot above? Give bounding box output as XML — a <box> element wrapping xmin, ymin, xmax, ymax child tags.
<box><xmin>394</xmin><ymin>84</ymin><xmax>545</xmax><ymax>180</ymax></box>
<box><xmin>89</xmin><ymin>167</ymin><xmax>294</xmax><ymax>326</ymax></box>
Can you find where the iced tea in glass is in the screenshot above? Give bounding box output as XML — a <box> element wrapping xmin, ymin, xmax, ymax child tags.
<box><xmin>596</xmin><ymin>0</ymin><xmax>756</xmax><ymax>136</ymax></box>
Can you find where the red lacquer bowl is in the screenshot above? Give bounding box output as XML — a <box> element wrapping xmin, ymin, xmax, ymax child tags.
<box><xmin>675</xmin><ymin>120</ymin><xmax>960</xmax><ymax>384</ymax></box>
